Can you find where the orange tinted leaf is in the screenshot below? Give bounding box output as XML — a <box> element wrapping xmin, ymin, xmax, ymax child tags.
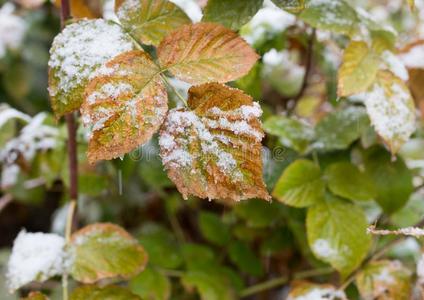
<box><xmin>70</xmin><ymin>223</ymin><xmax>148</xmax><ymax>283</ymax></box>
<box><xmin>54</xmin><ymin>0</ymin><xmax>102</xmax><ymax>19</ymax></box>
<box><xmin>81</xmin><ymin>50</ymin><xmax>167</xmax><ymax>163</ymax></box>
<box><xmin>158</xmin><ymin>23</ymin><xmax>259</xmax><ymax>85</ymax></box>
<box><xmin>159</xmin><ymin>83</ymin><xmax>270</xmax><ymax>202</ymax></box>
<box><xmin>21</xmin><ymin>292</ymin><xmax>49</xmax><ymax>300</ymax></box>
<box><xmin>116</xmin><ymin>0</ymin><xmax>191</xmax><ymax>46</ymax></box>
<box><xmin>288</xmin><ymin>281</ymin><xmax>347</xmax><ymax>300</ymax></box>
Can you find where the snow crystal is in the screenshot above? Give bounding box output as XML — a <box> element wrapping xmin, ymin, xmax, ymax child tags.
<box><xmin>312</xmin><ymin>239</ymin><xmax>339</xmax><ymax>259</ymax></box>
<box><xmin>0</xmin><ymin>3</ymin><xmax>26</xmax><ymax>58</ymax></box>
<box><xmin>363</xmin><ymin>82</ymin><xmax>415</xmax><ymax>147</ymax></box>
<box><xmin>87</xmin><ymin>82</ymin><xmax>134</xmax><ymax>104</ymax></box>
<box><xmin>48</xmin><ymin>19</ymin><xmax>134</xmax><ymax>97</ymax></box>
<box><xmin>160</xmin><ymin>102</ymin><xmax>264</xmax><ymax>181</ymax></box>
<box><xmin>288</xmin><ymin>287</ymin><xmax>346</xmax><ymax>300</ymax></box>
<box><xmin>382</xmin><ymin>51</ymin><xmax>409</xmax><ymax>81</ymax></box>
<box><xmin>399</xmin><ymin>44</ymin><xmax>424</xmax><ymax>69</ymax></box>
<box><xmin>170</xmin><ymin>0</ymin><xmax>203</xmax><ymax>22</ymax></box>
<box><xmin>242</xmin><ymin>1</ymin><xmax>296</xmax><ymax>45</ymax></box>
<box><xmin>7</xmin><ymin>230</ymin><xmax>71</xmax><ymax>292</ymax></box>
<box><xmin>103</xmin><ymin>0</ymin><xmax>118</xmax><ymax>22</ymax></box>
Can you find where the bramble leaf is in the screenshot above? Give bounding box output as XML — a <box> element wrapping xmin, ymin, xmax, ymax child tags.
<box><xmin>356</xmin><ymin>260</ymin><xmax>412</xmax><ymax>300</ymax></box>
<box><xmin>116</xmin><ymin>0</ymin><xmax>191</xmax><ymax>46</ymax></box>
<box><xmin>273</xmin><ymin>160</ymin><xmax>325</xmax><ymax>208</ymax></box>
<box><xmin>70</xmin><ymin>223</ymin><xmax>147</xmax><ymax>283</ymax></box>
<box><xmin>48</xmin><ymin>19</ymin><xmax>134</xmax><ymax>118</ymax></box>
<box><xmin>22</xmin><ymin>292</ymin><xmax>49</xmax><ymax>300</ymax></box>
<box><xmin>362</xmin><ymin>70</ymin><xmax>416</xmax><ymax>154</ymax></box>
<box><xmin>325</xmin><ymin>162</ymin><xmax>376</xmax><ymax>201</ymax></box>
<box><xmin>130</xmin><ymin>267</ymin><xmax>171</xmax><ymax>300</ymax></box>
<box><xmin>202</xmin><ymin>0</ymin><xmax>263</xmax><ymax>30</ymax></box>
<box><xmin>158</xmin><ymin>23</ymin><xmax>259</xmax><ymax>85</ymax></box>
<box><xmin>70</xmin><ymin>285</ymin><xmax>141</xmax><ymax>300</ymax></box>
<box><xmin>338</xmin><ymin>41</ymin><xmax>380</xmax><ymax>97</ymax></box>
<box><xmin>199</xmin><ymin>212</ymin><xmax>231</xmax><ymax>246</ymax></box>
<box><xmin>159</xmin><ymin>83</ymin><xmax>270</xmax><ymax>202</ymax></box>
<box><xmin>272</xmin><ymin>0</ymin><xmax>305</xmax><ymax>13</ymax></box>
<box><xmin>364</xmin><ymin>147</ymin><xmax>413</xmax><ymax>214</ymax></box>
<box><xmin>81</xmin><ymin>50</ymin><xmax>168</xmax><ymax>163</ymax></box>
<box><xmin>287</xmin><ymin>282</ymin><xmax>347</xmax><ymax>300</ymax></box>
<box><xmin>298</xmin><ymin>0</ymin><xmax>359</xmax><ymax>36</ymax></box>
<box><xmin>54</xmin><ymin>0</ymin><xmax>102</xmax><ymax>19</ymax></box>
<box><xmin>307</xmin><ymin>195</ymin><xmax>371</xmax><ymax>276</ymax></box>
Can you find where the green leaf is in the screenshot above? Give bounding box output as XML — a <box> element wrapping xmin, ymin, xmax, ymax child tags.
<box><xmin>356</xmin><ymin>260</ymin><xmax>412</xmax><ymax>300</ymax></box>
<box><xmin>325</xmin><ymin>162</ymin><xmax>376</xmax><ymax>201</ymax></box>
<box><xmin>338</xmin><ymin>41</ymin><xmax>380</xmax><ymax>97</ymax></box>
<box><xmin>234</xmin><ymin>199</ymin><xmax>285</xmax><ymax>228</ymax></box>
<box><xmin>299</xmin><ymin>0</ymin><xmax>359</xmax><ymax>36</ymax></box>
<box><xmin>362</xmin><ymin>70</ymin><xmax>416</xmax><ymax>154</ymax></box>
<box><xmin>307</xmin><ymin>195</ymin><xmax>371</xmax><ymax>276</ymax></box>
<box><xmin>82</xmin><ymin>50</ymin><xmax>168</xmax><ymax>163</ymax></box>
<box><xmin>181</xmin><ymin>269</ymin><xmax>236</xmax><ymax>300</ymax></box>
<box><xmin>181</xmin><ymin>243</ymin><xmax>216</xmax><ymax>270</ymax></box>
<box><xmin>202</xmin><ymin>0</ymin><xmax>263</xmax><ymax>30</ymax></box>
<box><xmin>78</xmin><ymin>173</ymin><xmax>108</xmax><ymax>196</ymax></box>
<box><xmin>273</xmin><ymin>159</ymin><xmax>325</xmax><ymax>208</ymax></box>
<box><xmin>363</xmin><ymin>147</ymin><xmax>413</xmax><ymax>214</ymax></box>
<box><xmin>70</xmin><ymin>285</ymin><xmax>141</xmax><ymax>300</ymax></box>
<box><xmin>129</xmin><ymin>267</ymin><xmax>171</xmax><ymax>300</ymax></box>
<box><xmin>315</xmin><ymin>107</ymin><xmax>369</xmax><ymax>151</ymax></box>
<box><xmin>199</xmin><ymin>212</ymin><xmax>231</xmax><ymax>246</ymax></box>
<box><xmin>272</xmin><ymin>0</ymin><xmax>305</xmax><ymax>13</ymax></box>
<box><xmin>264</xmin><ymin>116</ymin><xmax>315</xmax><ymax>153</ymax></box>
<box><xmin>116</xmin><ymin>0</ymin><xmax>191</xmax><ymax>46</ymax></box>
<box><xmin>48</xmin><ymin>19</ymin><xmax>134</xmax><ymax>118</ymax></box>
<box><xmin>70</xmin><ymin>223</ymin><xmax>147</xmax><ymax>283</ymax></box>
<box><xmin>391</xmin><ymin>193</ymin><xmax>424</xmax><ymax>227</ymax></box>
<box><xmin>138</xmin><ymin>224</ymin><xmax>182</xmax><ymax>269</ymax></box>
<box><xmin>228</xmin><ymin>241</ymin><xmax>263</xmax><ymax>277</ymax></box>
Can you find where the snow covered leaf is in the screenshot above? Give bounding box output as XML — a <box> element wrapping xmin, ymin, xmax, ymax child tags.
<box><xmin>356</xmin><ymin>260</ymin><xmax>412</xmax><ymax>300</ymax></box>
<box><xmin>6</xmin><ymin>230</ymin><xmax>70</xmax><ymax>292</ymax></box>
<box><xmin>363</xmin><ymin>147</ymin><xmax>413</xmax><ymax>214</ymax></box>
<box><xmin>22</xmin><ymin>292</ymin><xmax>49</xmax><ymax>300</ymax></box>
<box><xmin>263</xmin><ymin>115</ymin><xmax>314</xmax><ymax>153</ymax></box>
<box><xmin>307</xmin><ymin>195</ymin><xmax>371</xmax><ymax>276</ymax></box>
<box><xmin>287</xmin><ymin>282</ymin><xmax>347</xmax><ymax>300</ymax></box>
<box><xmin>314</xmin><ymin>107</ymin><xmax>370</xmax><ymax>151</ymax></box>
<box><xmin>157</xmin><ymin>23</ymin><xmax>259</xmax><ymax>85</ymax></box>
<box><xmin>81</xmin><ymin>50</ymin><xmax>168</xmax><ymax>163</ymax></box>
<box><xmin>48</xmin><ymin>19</ymin><xmax>134</xmax><ymax>118</ymax></box>
<box><xmin>70</xmin><ymin>285</ymin><xmax>141</xmax><ymax>300</ymax></box>
<box><xmin>116</xmin><ymin>0</ymin><xmax>191</xmax><ymax>46</ymax></box>
<box><xmin>54</xmin><ymin>0</ymin><xmax>102</xmax><ymax>19</ymax></box>
<box><xmin>273</xmin><ymin>159</ymin><xmax>325</xmax><ymax>208</ymax></box>
<box><xmin>70</xmin><ymin>223</ymin><xmax>147</xmax><ymax>283</ymax></box>
<box><xmin>298</xmin><ymin>0</ymin><xmax>359</xmax><ymax>36</ymax></box>
<box><xmin>325</xmin><ymin>162</ymin><xmax>376</xmax><ymax>202</ymax></box>
<box><xmin>362</xmin><ymin>70</ymin><xmax>416</xmax><ymax>154</ymax></box>
<box><xmin>338</xmin><ymin>41</ymin><xmax>380</xmax><ymax>97</ymax></box>
<box><xmin>202</xmin><ymin>0</ymin><xmax>263</xmax><ymax>30</ymax></box>
<box><xmin>272</xmin><ymin>0</ymin><xmax>305</xmax><ymax>13</ymax></box>
<box><xmin>159</xmin><ymin>83</ymin><xmax>270</xmax><ymax>202</ymax></box>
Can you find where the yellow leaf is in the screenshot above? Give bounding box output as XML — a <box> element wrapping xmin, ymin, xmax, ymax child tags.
<box><xmin>115</xmin><ymin>0</ymin><xmax>191</xmax><ymax>46</ymax></box>
<box><xmin>158</xmin><ymin>23</ymin><xmax>259</xmax><ymax>85</ymax></box>
<box><xmin>338</xmin><ymin>41</ymin><xmax>380</xmax><ymax>97</ymax></box>
<box><xmin>54</xmin><ymin>0</ymin><xmax>102</xmax><ymax>19</ymax></box>
<box><xmin>81</xmin><ymin>50</ymin><xmax>167</xmax><ymax>163</ymax></box>
<box><xmin>159</xmin><ymin>83</ymin><xmax>270</xmax><ymax>202</ymax></box>
<box><xmin>363</xmin><ymin>70</ymin><xmax>416</xmax><ymax>154</ymax></box>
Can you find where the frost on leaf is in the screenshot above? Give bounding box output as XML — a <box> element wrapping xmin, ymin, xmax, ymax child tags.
<box><xmin>81</xmin><ymin>50</ymin><xmax>168</xmax><ymax>163</ymax></box>
<box><xmin>338</xmin><ymin>41</ymin><xmax>379</xmax><ymax>97</ymax></box>
<box><xmin>70</xmin><ymin>223</ymin><xmax>147</xmax><ymax>283</ymax></box>
<box><xmin>48</xmin><ymin>19</ymin><xmax>134</xmax><ymax>118</ymax></box>
<box><xmin>361</xmin><ymin>70</ymin><xmax>416</xmax><ymax>154</ymax></box>
<box><xmin>287</xmin><ymin>281</ymin><xmax>347</xmax><ymax>300</ymax></box>
<box><xmin>6</xmin><ymin>230</ymin><xmax>71</xmax><ymax>292</ymax></box>
<box><xmin>116</xmin><ymin>0</ymin><xmax>191</xmax><ymax>46</ymax></box>
<box><xmin>356</xmin><ymin>260</ymin><xmax>412</xmax><ymax>300</ymax></box>
<box><xmin>159</xmin><ymin>83</ymin><xmax>270</xmax><ymax>202</ymax></box>
<box><xmin>157</xmin><ymin>23</ymin><xmax>259</xmax><ymax>85</ymax></box>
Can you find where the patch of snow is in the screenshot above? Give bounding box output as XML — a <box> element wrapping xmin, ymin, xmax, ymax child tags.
<box><xmin>288</xmin><ymin>287</ymin><xmax>346</xmax><ymax>300</ymax></box>
<box><xmin>399</xmin><ymin>44</ymin><xmax>424</xmax><ymax>69</ymax></box>
<box><xmin>0</xmin><ymin>3</ymin><xmax>26</xmax><ymax>58</ymax></box>
<box><xmin>382</xmin><ymin>51</ymin><xmax>409</xmax><ymax>81</ymax></box>
<box><xmin>7</xmin><ymin>230</ymin><xmax>71</xmax><ymax>292</ymax></box>
<box><xmin>170</xmin><ymin>0</ymin><xmax>202</xmax><ymax>22</ymax></box>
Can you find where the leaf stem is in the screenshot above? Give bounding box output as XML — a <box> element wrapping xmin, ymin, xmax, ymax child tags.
<box><xmin>239</xmin><ymin>267</ymin><xmax>333</xmax><ymax>298</ymax></box>
<box><xmin>161</xmin><ymin>75</ymin><xmax>188</xmax><ymax>106</ymax></box>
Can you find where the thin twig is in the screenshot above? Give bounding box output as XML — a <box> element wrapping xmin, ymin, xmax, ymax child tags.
<box><xmin>367</xmin><ymin>225</ymin><xmax>424</xmax><ymax>237</ymax></box>
<box><xmin>239</xmin><ymin>267</ymin><xmax>333</xmax><ymax>298</ymax></box>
